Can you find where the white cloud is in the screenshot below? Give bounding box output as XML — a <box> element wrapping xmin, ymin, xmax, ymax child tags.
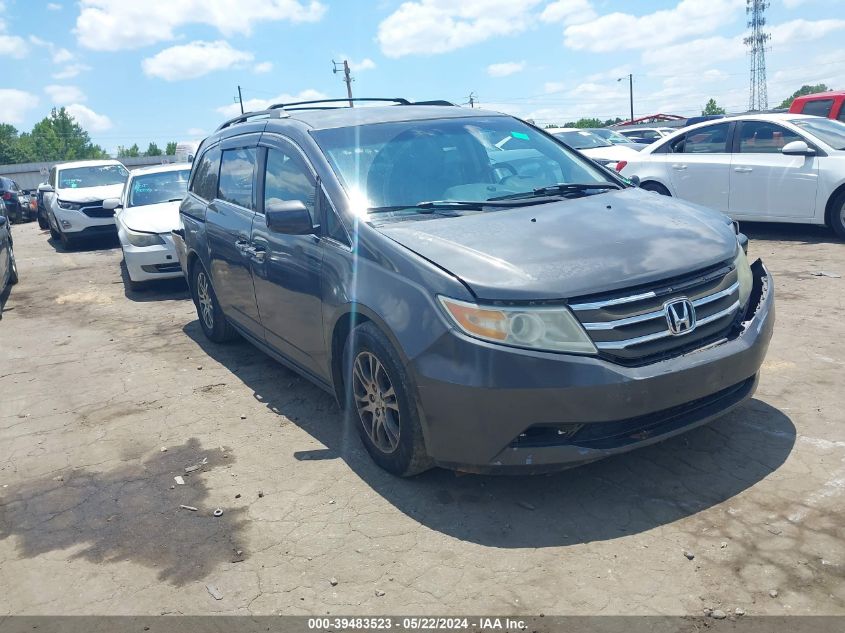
<box><xmin>377</xmin><ymin>0</ymin><xmax>543</xmax><ymax>58</ymax></box>
<box><xmin>52</xmin><ymin>47</ymin><xmax>74</xmax><ymax>63</ymax></box>
<box><xmin>540</xmin><ymin>0</ymin><xmax>596</xmax><ymax>26</ymax></box>
<box><xmin>66</xmin><ymin>103</ymin><xmax>112</xmax><ymax>132</ymax></box>
<box><xmin>642</xmin><ymin>35</ymin><xmax>744</xmax><ymax>70</ymax></box>
<box><xmin>0</xmin><ymin>89</ymin><xmax>39</xmax><ymax>124</ymax></box>
<box><xmin>563</xmin><ymin>0</ymin><xmax>744</xmax><ymax>52</ymax></box>
<box><xmin>0</xmin><ymin>4</ymin><xmax>26</xmax><ymax>58</ymax></box>
<box><xmin>348</xmin><ymin>57</ymin><xmax>376</xmax><ymax>72</ymax></box>
<box><xmin>216</xmin><ymin>88</ymin><xmax>327</xmax><ymax>118</ymax></box>
<box><xmin>75</xmin><ymin>0</ymin><xmax>326</xmax><ymax>51</ymax></box>
<box><xmin>45</xmin><ymin>84</ymin><xmax>87</xmax><ymax>104</ymax></box>
<box><xmin>47</xmin><ymin>2</ymin><xmax>62</xmax><ymax>9</ymax></box>
<box><xmin>487</xmin><ymin>61</ymin><xmax>526</xmax><ymax>77</ymax></box>
<box><xmin>769</xmin><ymin>18</ymin><xmax>845</xmax><ymax>46</ymax></box>
<box><xmin>253</xmin><ymin>61</ymin><xmax>273</xmax><ymax>74</ymax></box>
<box><xmin>142</xmin><ymin>40</ymin><xmax>254</xmax><ymax>81</ymax></box>
<box><xmin>53</xmin><ymin>63</ymin><xmax>91</xmax><ymax>79</ymax></box>
<box><xmin>544</xmin><ymin>81</ymin><xmax>566</xmax><ymax>94</ymax></box>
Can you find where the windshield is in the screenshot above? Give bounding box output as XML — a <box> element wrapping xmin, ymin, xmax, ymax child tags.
<box><xmin>312</xmin><ymin>116</ymin><xmax>611</xmax><ymax>218</ymax></box>
<box><xmin>789</xmin><ymin>117</ymin><xmax>845</xmax><ymax>150</ymax></box>
<box><xmin>553</xmin><ymin>130</ymin><xmax>613</xmax><ymax>149</ymax></box>
<box><xmin>128</xmin><ymin>169</ymin><xmax>191</xmax><ymax>207</ymax></box>
<box><xmin>590</xmin><ymin>129</ymin><xmax>634</xmax><ymax>143</ymax></box>
<box><xmin>58</xmin><ymin>164</ymin><xmax>129</xmax><ymax>189</ymax></box>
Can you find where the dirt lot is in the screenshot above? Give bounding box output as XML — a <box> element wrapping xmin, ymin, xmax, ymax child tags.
<box><xmin>0</xmin><ymin>220</ymin><xmax>843</xmax><ymax>616</ymax></box>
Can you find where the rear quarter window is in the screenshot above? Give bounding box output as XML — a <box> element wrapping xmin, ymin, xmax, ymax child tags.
<box><xmin>801</xmin><ymin>99</ymin><xmax>834</xmax><ymax>118</ymax></box>
<box><xmin>189</xmin><ymin>147</ymin><xmax>222</xmax><ymax>202</ymax></box>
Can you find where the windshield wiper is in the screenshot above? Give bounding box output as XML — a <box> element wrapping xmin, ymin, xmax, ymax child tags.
<box><xmin>489</xmin><ymin>182</ymin><xmax>620</xmax><ymax>201</ymax></box>
<box><xmin>367</xmin><ymin>197</ymin><xmax>562</xmax><ymax>214</ymax></box>
<box><xmin>167</xmin><ymin>197</ymin><xmax>183</xmax><ymax>202</ymax></box>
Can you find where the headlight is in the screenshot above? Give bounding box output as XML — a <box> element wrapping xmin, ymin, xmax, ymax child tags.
<box><xmin>125</xmin><ymin>228</ymin><xmax>165</xmax><ymax>247</ymax></box>
<box><xmin>438</xmin><ymin>296</ymin><xmax>597</xmax><ymax>354</ymax></box>
<box><xmin>734</xmin><ymin>246</ymin><xmax>753</xmax><ymax>309</ymax></box>
<box><xmin>57</xmin><ymin>200</ymin><xmax>81</xmax><ymax>211</ymax></box>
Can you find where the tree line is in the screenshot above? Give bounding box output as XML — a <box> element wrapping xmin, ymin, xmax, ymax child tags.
<box><xmin>0</xmin><ymin>107</ymin><xmax>179</xmax><ymax>165</ymax></box>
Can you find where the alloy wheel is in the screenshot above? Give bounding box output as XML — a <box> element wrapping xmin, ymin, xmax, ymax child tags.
<box><xmin>196</xmin><ymin>271</ymin><xmax>214</xmax><ymax>330</ymax></box>
<box><xmin>352</xmin><ymin>351</ymin><xmax>401</xmax><ymax>453</ymax></box>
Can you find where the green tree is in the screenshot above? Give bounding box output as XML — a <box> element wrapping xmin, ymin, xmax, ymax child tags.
<box><xmin>145</xmin><ymin>142</ymin><xmax>162</xmax><ymax>156</ymax></box>
<box><xmin>777</xmin><ymin>84</ymin><xmax>830</xmax><ymax>109</ymax></box>
<box><xmin>0</xmin><ymin>107</ymin><xmax>107</xmax><ymax>163</ymax></box>
<box><xmin>702</xmin><ymin>98</ymin><xmax>726</xmax><ymax>115</ymax></box>
<box><xmin>562</xmin><ymin>117</ymin><xmax>604</xmax><ymax>129</ymax></box>
<box><xmin>165</xmin><ymin>141</ymin><xmax>177</xmax><ymax>155</ymax></box>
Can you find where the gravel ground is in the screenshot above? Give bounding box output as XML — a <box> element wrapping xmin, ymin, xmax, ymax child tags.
<box><xmin>0</xmin><ymin>220</ymin><xmax>843</xmax><ymax>616</ymax></box>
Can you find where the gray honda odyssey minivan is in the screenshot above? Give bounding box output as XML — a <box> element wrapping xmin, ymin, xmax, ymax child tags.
<box><xmin>176</xmin><ymin>98</ymin><xmax>774</xmax><ymax>476</ymax></box>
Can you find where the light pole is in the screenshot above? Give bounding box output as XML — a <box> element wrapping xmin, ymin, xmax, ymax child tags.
<box><xmin>618</xmin><ymin>74</ymin><xmax>633</xmax><ymax>123</ymax></box>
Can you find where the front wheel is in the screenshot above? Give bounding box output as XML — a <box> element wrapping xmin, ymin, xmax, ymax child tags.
<box><xmin>191</xmin><ymin>263</ymin><xmax>236</xmax><ymax>343</ymax></box>
<box><xmin>830</xmin><ymin>191</ymin><xmax>845</xmax><ymax>240</ymax></box>
<box><xmin>37</xmin><ymin>212</ymin><xmax>48</xmax><ymax>230</ymax></box>
<box><xmin>8</xmin><ymin>243</ymin><xmax>18</xmax><ymax>285</ymax></box>
<box><xmin>343</xmin><ymin>322</ymin><xmax>432</xmax><ymax>477</ymax></box>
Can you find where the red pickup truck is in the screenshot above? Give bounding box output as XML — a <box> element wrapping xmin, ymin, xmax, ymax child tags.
<box><xmin>788</xmin><ymin>90</ymin><xmax>845</xmax><ymax>121</ymax></box>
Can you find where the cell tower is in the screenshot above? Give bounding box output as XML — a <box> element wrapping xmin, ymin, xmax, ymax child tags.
<box><xmin>744</xmin><ymin>0</ymin><xmax>771</xmax><ymax>111</ymax></box>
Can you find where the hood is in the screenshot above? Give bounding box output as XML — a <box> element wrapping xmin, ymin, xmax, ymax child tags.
<box><xmin>118</xmin><ymin>201</ymin><xmax>181</xmax><ymax>234</ymax></box>
<box><xmin>378</xmin><ymin>188</ymin><xmax>737</xmax><ymax>301</ymax></box>
<box><xmin>579</xmin><ymin>145</ymin><xmax>642</xmax><ymax>161</ymax></box>
<box><xmin>57</xmin><ymin>183</ymin><xmax>125</xmax><ymax>203</ymax></box>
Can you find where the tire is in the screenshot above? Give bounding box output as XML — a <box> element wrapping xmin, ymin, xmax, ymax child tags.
<box><xmin>640</xmin><ymin>181</ymin><xmax>671</xmax><ymax>196</ymax></box>
<box><xmin>191</xmin><ymin>263</ymin><xmax>237</xmax><ymax>343</ymax></box>
<box><xmin>59</xmin><ymin>229</ymin><xmax>74</xmax><ymax>250</ymax></box>
<box><xmin>343</xmin><ymin>321</ymin><xmax>432</xmax><ymax>477</ymax></box>
<box><xmin>830</xmin><ymin>190</ymin><xmax>845</xmax><ymax>240</ymax></box>
<box><xmin>49</xmin><ymin>220</ymin><xmax>60</xmax><ymax>241</ymax></box>
<box><xmin>37</xmin><ymin>213</ymin><xmax>48</xmax><ymax>230</ymax></box>
<box><xmin>7</xmin><ymin>243</ymin><xmax>18</xmax><ymax>285</ymax></box>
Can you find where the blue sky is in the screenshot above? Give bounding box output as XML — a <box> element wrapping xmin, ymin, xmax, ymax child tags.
<box><xmin>0</xmin><ymin>0</ymin><xmax>843</xmax><ymax>155</ymax></box>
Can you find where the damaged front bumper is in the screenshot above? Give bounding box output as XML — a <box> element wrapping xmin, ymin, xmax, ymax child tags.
<box><xmin>411</xmin><ymin>260</ymin><xmax>774</xmax><ymax>473</ymax></box>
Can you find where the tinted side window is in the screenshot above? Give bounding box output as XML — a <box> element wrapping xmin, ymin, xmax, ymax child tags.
<box><xmin>190</xmin><ymin>147</ymin><xmax>221</xmax><ymax>201</ymax></box>
<box><xmin>218</xmin><ymin>148</ymin><xmax>257</xmax><ymax>209</ymax></box>
<box><xmin>801</xmin><ymin>99</ymin><xmax>834</xmax><ymax>117</ymax></box>
<box><xmin>681</xmin><ymin>122</ymin><xmax>730</xmax><ymax>153</ymax></box>
<box><xmin>838</xmin><ymin>104</ymin><xmax>845</xmax><ymax>123</ymax></box>
<box><xmin>263</xmin><ymin>147</ymin><xmax>315</xmax><ymax>218</ymax></box>
<box><xmin>738</xmin><ymin>121</ymin><xmax>801</xmax><ymax>154</ymax></box>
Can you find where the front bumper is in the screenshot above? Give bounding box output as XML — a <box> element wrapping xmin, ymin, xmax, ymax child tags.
<box><xmin>410</xmin><ymin>261</ymin><xmax>774</xmax><ymax>472</ymax></box>
<box><xmin>52</xmin><ymin>207</ymin><xmax>115</xmax><ymax>234</ymax></box>
<box><xmin>120</xmin><ymin>232</ymin><xmax>182</xmax><ymax>282</ymax></box>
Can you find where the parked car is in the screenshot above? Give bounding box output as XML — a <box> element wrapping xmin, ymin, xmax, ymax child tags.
<box><xmin>788</xmin><ymin>90</ymin><xmax>845</xmax><ymax>122</ymax></box>
<box><xmin>105</xmin><ymin>163</ymin><xmax>191</xmax><ymax>289</ymax></box>
<box><xmin>588</xmin><ymin>128</ymin><xmax>649</xmax><ymax>151</ymax></box>
<box><xmin>0</xmin><ymin>213</ymin><xmax>18</xmax><ymax>303</ymax></box>
<box><xmin>177</xmin><ymin>98</ymin><xmax>773</xmax><ymax>477</ymax></box>
<box><xmin>41</xmin><ymin>160</ymin><xmax>130</xmax><ymax>248</ymax></box>
<box><xmin>547</xmin><ymin>128</ymin><xmax>642</xmax><ymax>170</ymax></box>
<box><xmin>36</xmin><ymin>182</ymin><xmax>51</xmax><ymax>229</ymax></box>
<box><xmin>617</xmin><ymin>127</ymin><xmax>676</xmax><ymax>144</ymax></box>
<box><xmin>619</xmin><ymin>113</ymin><xmax>845</xmax><ymax>238</ymax></box>
<box><xmin>0</xmin><ymin>177</ymin><xmax>24</xmax><ymax>224</ymax></box>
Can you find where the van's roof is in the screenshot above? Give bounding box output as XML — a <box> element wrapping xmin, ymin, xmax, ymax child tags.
<box><xmin>129</xmin><ymin>162</ymin><xmax>192</xmax><ymax>176</ymax></box>
<box><xmin>271</xmin><ymin>105</ymin><xmax>504</xmax><ymax>131</ymax></box>
<box><xmin>793</xmin><ymin>90</ymin><xmax>845</xmax><ymax>101</ymax></box>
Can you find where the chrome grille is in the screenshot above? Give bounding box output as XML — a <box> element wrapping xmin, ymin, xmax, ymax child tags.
<box><xmin>570</xmin><ymin>263</ymin><xmax>740</xmax><ymax>364</ymax></box>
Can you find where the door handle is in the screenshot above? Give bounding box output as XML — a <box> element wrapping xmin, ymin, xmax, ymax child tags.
<box><xmin>235</xmin><ymin>238</ymin><xmax>251</xmax><ymax>256</ymax></box>
<box><xmin>734</xmin><ymin>167</ymin><xmax>753</xmax><ymax>173</ymax></box>
<box><xmin>671</xmin><ymin>164</ymin><xmax>687</xmax><ymax>171</ymax></box>
<box><xmin>250</xmin><ymin>245</ymin><xmax>266</xmax><ymax>263</ymax></box>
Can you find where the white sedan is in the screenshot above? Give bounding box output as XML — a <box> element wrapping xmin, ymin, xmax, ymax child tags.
<box><xmin>620</xmin><ymin>113</ymin><xmax>845</xmax><ymax>238</ymax></box>
<box><xmin>104</xmin><ymin>163</ymin><xmax>191</xmax><ymax>289</ymax></box>
<box><xmin>547</xmin><ymin>128</ymin><xmax>642</xmax><ymax>171</ymax></box>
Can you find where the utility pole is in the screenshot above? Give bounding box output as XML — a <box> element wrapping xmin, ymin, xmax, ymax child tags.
<box><xmin>333</xmin><ymin>60</ymin><xmax>353</xmax><ymax>107</ymax></box>
<box><xmin>237</xmin><ymin>85</ymin><xmax>244</xmax><ymax>114</ymax></box>
<box><xmin>618</xmin><ymin>74</ymin><xmax>633</xmax><ymax>123</ymax></box>
<box><xmin>745</xmin><ymin>0</ymin><xmax>771</xmax><ymax>111</ymax></box>
<box><xmin>467</xmin><ymin>92</ymin><xmax>477</xmax><ymax>108</ymax></box>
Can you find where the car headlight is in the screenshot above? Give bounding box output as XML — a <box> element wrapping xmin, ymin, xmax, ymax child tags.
<box><xmin>57</xmin><ymin>200</ymin><xmax>81</xmax><ymax>211</ymax></box>
<box><xmin>734</xmin><ymin>246</ymin><xmax>753</xmax><ymax>309</ymax></box>
<box><xmin>125</xmin><ymin>228</ymin><xmax>165</xmax><ymax>247</ymax></box>
<box><xmin>438</xmin><ymin>296</ymin><xmax>597</xmax><ymax>354</ymax></box>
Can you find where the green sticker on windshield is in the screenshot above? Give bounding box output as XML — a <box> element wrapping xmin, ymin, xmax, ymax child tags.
<box><xmin>511</xmin><ymin>132</ymin><xmax>530</xmax><ymax>140</ymax></box>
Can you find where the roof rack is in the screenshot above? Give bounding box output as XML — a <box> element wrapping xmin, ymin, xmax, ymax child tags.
<box><xmin>216</xmin><ymin>98</ymin><xmax>458</xmax><ymax>132</ymax></box>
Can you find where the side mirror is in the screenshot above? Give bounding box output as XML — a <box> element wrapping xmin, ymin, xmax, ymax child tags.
<box><xmin>265</xmin><ymin>200</ymin><xmax>314</xmax><ymax>235</ymax></box>
<box><xmin>103</xmin><ymin>198</ymin><xmax>122</xmax><ymax>211</ymax></box>
<box><xmin>781</xmin><ymin>140</ymin><xmax>815</xmax><ymax>156</ymax></box>
<box><xmin>629</xmin><ymin>175</ymin><xmax>641</xmax><ymax>187</ymax></box>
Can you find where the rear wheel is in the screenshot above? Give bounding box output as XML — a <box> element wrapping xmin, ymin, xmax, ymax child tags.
<box><xmin>191</xmin><ymin>263</ymin><xmax>236</xmax><ymax>343</ymax></box>
<box><xmin>640</xmin><ymin>181</ymin><xmax>671</xmax><ymax>196</ymax></box>
<box><xmin>343</xmin><ymin>322</ymin><xmax>432</xmax><ymax>477</ymax></box>
<box><xmin>8</xmin><ymin>243</ymin><xmax>18</xmax><ymax>285</ymax></box>
<box><xmin>830</xmin><ymin>190</ymin><xmax>845</xmax><ymax>240</ymax></box>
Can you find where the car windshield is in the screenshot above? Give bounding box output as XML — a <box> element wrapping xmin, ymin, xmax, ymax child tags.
<box><xmin>789</xmin><ymin>117</ymin><xmax>845</xmax><ymax>150</ymax></box>
<box><xmin>58</xmin><ymin>165</ymin><xmax>129</xmax><ymax>189</ymax></box>
<box><xmin>128</xmin><ymin>169</ymin><xmax>191</xmax><ymax>207</ymax></box>
<box><xmin>553</xmin><ymin>130</ymin><xmax>613</xmax><ymax>149</ymax></box>
<box><xmin>591</xmin><ymin>129</ymin><xmax>634</xmax><ymax>144</ymax></box>
<box><xmin>312</xmin><ymin>116</ymin><xmax>612</xmax><ymax>219</ymax></box>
